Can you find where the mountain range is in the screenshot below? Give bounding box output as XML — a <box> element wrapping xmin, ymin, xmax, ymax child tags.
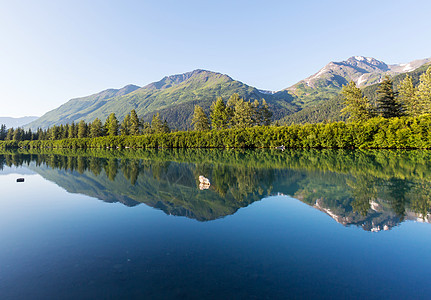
<box><xmin>26</xmin><ymin>56</ymin><xmax>431</xmax><ymax>130</ymax></box>
<box><xmin>0</xmin><ymin>116</ymin><xmax>39</xmax><ymax>129</ymax></box>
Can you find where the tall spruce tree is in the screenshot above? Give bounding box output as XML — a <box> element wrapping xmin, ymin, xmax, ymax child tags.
<box><xmin>78</xmin><ymin>120</ymin><xmax>88</xmax><ymax>138</ymax></box>
<box><xmin>129</xmin><ymin>109</ymin><xmax>141</xmax><ymax>135</ymax></box>
<box><xmin>90</xmin><ymin>118</ymin><xmax>103</xmax><ymax>138</ymax></box>
<box><xmin>210</xmin><ymin>97</ymin><xmax>229</xmax><ymax>130</ymax></box>
<box><xmin>120</xmin><ymin>114</ymin><xmax>131</xmax><ymax>136</ymax></box>
<box><xmin>397</xmin><ymin>75</ymin><xmax>418</xmax><ymax>116</ymax></box>
<box><xmin>68</xmin><ymin>122</ymin><xmax>76</xmax><ymax>138</ymax></box>
<box><xmin>105</xmin><ymin>113</ymin><xmax>119</xmax><ymax>136</ymax></box>
<box><xmin>0</xmin><ymin>124</ymin><xmax>6</xmax><ymax>140</ymax></box>
<box><xmin>231</xmin><ymin>99</ymin><xmax>254</xmax><ymax>128</ymax></box>
<box><xmin>151</xmin><ymin>113</ymin><xmax>169</xmax><ymax>134</ymax></box>
<box><xmin>341</xmin><ymin>81</ymin><xmax>372</xmax><ymax>122</ymax></box>
<box><xmin>260</xmin><ymin>99</ymin><xmax>272</xmax><ymax>126</ymax></box>
<box><xmin>5</xmin><ymin>128</ymin><xmax>13</xmax><ymax>140</ymax></box>
<box><xmin>191</xmin><ymin>105</ymin><xmax>210</xmax><ymax>131</ymax></box>
<box><xmin>376</xmin><ymin>76</ymin><xmax>403</xmax><ymax>118</ymax></box>
<box><xmin>416</xmin><ymin>66</ymin><xmax>431</xmax><ymax>114</ymax></box>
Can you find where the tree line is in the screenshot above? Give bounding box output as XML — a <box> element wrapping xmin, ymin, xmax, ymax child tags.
<box><xmin>341</xmin><ymin>66</ymin><xmax>431</xmax><ymax>121</ymax></box>
<box><xmin>191</xmin><ymin>93</ymin><xmax>272</xmax><ymax>131</ymax></box>
<box><xmin>1</xmin><ymin>114</ymin><xmax>431</xmax><ymax>150</ymax></box>
<box><xmin>0</xmin><ymin>110</ymin><xmax>170</xmax><ymax>142</ymax></box>
<box><xmin>0</xmin><ymin>93</ymin><xmax>272</xmax><ymax>142</ymax></box>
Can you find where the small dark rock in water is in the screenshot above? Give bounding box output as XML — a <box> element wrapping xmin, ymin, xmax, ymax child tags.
<box><xmin>16</xmin><ymin>178</ymin><xmax>24</xmax><ymax>183</ymax></box>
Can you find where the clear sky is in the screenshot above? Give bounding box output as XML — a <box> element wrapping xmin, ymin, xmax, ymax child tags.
<box><xmin>1</xmin><ymin>0</ymin><xmax>430</xmax><ymax>117</ymax></box>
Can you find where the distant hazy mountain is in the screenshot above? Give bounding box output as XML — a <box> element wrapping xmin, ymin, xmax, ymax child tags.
<box><xmin>0</xmin><ymin>116</ymin><xmax>39</xmax><ymax>128</ymax></box>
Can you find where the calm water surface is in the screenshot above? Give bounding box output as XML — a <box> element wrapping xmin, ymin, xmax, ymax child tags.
<box><xmin>1</xmin><ymin>149</ymin><xmax>431</xmax><ymax>299</ymax></box>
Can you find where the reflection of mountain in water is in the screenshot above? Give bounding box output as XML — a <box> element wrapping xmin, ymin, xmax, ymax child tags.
<box><xmin>1</xmin><ymin>149</ymin><xmax>430</xmax><ymax>230</ymax></box>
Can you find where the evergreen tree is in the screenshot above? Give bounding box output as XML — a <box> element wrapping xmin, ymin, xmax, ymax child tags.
<box><xmin>162</xmin><ymin>120</ymin><xmax>170</xmax><ymax>133</ymax></box>
<box><xmin>231</xmin><ymin>99</ymin><xmax>254</xmax><ymax>128</ymax></box>
<box><xmin>252</xmin><ymin>100</ymin><xmax>261</xmax><ymax>126</ymax></box>
<box><xmin>5</xmin><ymin>128</ymin><xmax>13</xmax><ymax>140</ymax></box>
<box><xmin>210</xmin><ymin>97</ymin><xmax>229</xmax><ymax>129</ymax></box>
<box><xmin>227</xmin><ymin>93</ymin><xmax>241</xmax><ymax>108</ymax></box>
<box><xmin>341</xmin><ymin>81</ymin><xmax>372</xmax><ymax>122</ymax></box>
<box><xmin>129</xmin><ymin>109</ymin><xmax>141</xmax><ymax>135</ymax></box>
<box><xmin>61</xmin><ymin>124</ymin><xmax>69</xmax><ymax>139</ymax></box>
<box><xmin>105</xmin><ymin>113</ymin><xmax>119</xmax><ymax>136</ymax></box>
<box><xmin>50</xmin><ymin>126</ymin><xmax>60</xmax><ymax>140</ymax></box>
<box><xmin>36</xmin><ymin>128</ymin><xmax>44</xmax><ymax>140</ymax></box>
<box><xmin>13</xmin><ymin>128</ymin><xmax>24</xmax><ymax>141</ymax></box>
<box><xmin>68</xmin><ymin>122</ymin><xmax>76</xmax><ymax>139</ymax></box>
<box><xmin>142</xmin><ymin>121</ymin><xmax>152</xmax><ymax>135</ymax></box>
<box><xmin>191</xmin><ymin>105</ymin><xmax>210</xmax><ymax>131</ymax></box>
<box><xmin>0</xmin><ymin>124</ymin><xmax>6</xmax><ymax>140</ymax></box>
<box><xmin>397</xmin><ymin>75</ymin><xmax>418</xmax><ymax>116</ymax></box>
<box><xmin>260</xmin><ymin>99</ymin><xmax>273</xmax><ymax>126</ymax></box>
<box><xmin>26</xmin><ymin>128</ymin><xmax>34</xmax><ymax>141</ymax></box>
<box><xmin>78</xmin><ymin>120</ymin><xmax>88</xmax><ymax>138</ymax></box>
<box><xmin>120</xmin><ymin>114</ymin><xmax>131</xmax><ymax>136</ymax></box>
<box><xmin>151</xmin><ymin>113</ymin><xmax>165</xmax><ymax>134</ymax></box>
<box><xmin>90</xmin><ymin>118</ymin><xmax>103</xmax><ymax>138</ymax></box>
<box><xmin>416</xmin><ymin>67</ymin><xmax>431</xmax><ymax>114</ymax></box>
<box><xmin>376</xmin><ymin>76</ymin><xmax>403</xmax><ymax>118</ymax></box>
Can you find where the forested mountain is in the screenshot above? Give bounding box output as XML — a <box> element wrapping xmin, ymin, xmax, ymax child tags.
<box><xmin>284</xmin><ymin>56</ymin><xmax>431</xmax><ymax>108</ymax></box>
<box><xmin>27</xmin><ymin>70</ymin><xmax>297</xmax><ymax>130</ymax></box>
<box><xmin>25</xmin><ymin>57</ymin><xmax>431</xmax><ymax>130</ymax></box>
<box><xmin>280</xmin><ymin>62</ymin><xmax>431</xmax><ymax>124</ymax></box>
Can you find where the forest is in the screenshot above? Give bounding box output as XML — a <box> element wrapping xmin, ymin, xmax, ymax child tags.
<box><xmin>1</xmin><ymin>149</ymin><xmax>431</xmax><ymax>223</ymax></box>
<box><xmin>1</xmin><ymin>67</ymin><xmax>431</xmax><ymax>150</ymax></box>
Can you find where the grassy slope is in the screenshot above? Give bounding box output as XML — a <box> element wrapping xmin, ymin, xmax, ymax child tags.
<box><xmin>28</xmin><ymin>70</ymin><xmax>297</xmax><ymax>130</ymax></box>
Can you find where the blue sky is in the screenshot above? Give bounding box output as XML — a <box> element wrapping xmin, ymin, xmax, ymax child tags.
<box><xmin>1</xmin><ymin>0</ymin><xmax>430</xmax><ymax>117</ymax></box>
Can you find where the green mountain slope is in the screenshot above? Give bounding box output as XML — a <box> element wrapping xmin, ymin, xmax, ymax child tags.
<box><xmin>26</xmin><ymin>56</ymin><xmax>431</xmax><ymax>130</ymax></box>
<box><xmin>29</xmin><ymin>84</ymin><xmax>140</xmax><ymax>129</ymax></box>
<box><xmin>28</xmin><ymin>70</ymin><xmax>297</xmax><ymax>130</ymax></box>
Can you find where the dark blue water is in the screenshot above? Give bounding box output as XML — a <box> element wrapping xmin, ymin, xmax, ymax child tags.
<box><xmin>1</xmin><ymin>150</ymin><xmax>431</xmax><ymax>299</ymax></box>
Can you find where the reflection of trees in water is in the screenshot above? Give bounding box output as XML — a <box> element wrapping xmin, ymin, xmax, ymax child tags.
<box><xmin>348</xmin><ymin>175</ymin><xmax>377</xmax><ymax>216</ymax></box>
<box><xmin>203</xmin><ymin>163</ymin><xmax>274</xmax><ymax>202</ymax></box>
<box><xmin>1</xmin><ymin>150</ymin><xmax>431</xmax><ymax>224</ymax></box>
<box><xmin>409</xmin><ymin>182</ymin><xmax>431</xmax><ymax>220</ymax></box>
<box><xmin>384</xmin><ymin>178</ymin><xmax>411</xmax><ymax>220</ymax></box>
<box><xmin>104</xmin><ymin>158</ymin><xmax>118</xmax><ymax>181</ymax></box>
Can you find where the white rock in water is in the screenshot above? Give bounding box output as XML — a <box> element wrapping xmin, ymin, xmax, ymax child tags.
<box><xmin>199</xmin><ymin>183</ymin><xmax>210</xmax><ymax>190</ymax></box>
<box><xmin>199</xmin><ymin>175</ymin><xmax>210</xmax><ymax>185</ymax></box>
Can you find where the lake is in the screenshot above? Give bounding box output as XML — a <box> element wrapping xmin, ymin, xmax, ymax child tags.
<box><xmin>1</xmin><ymin>149</ymin><xmax>431</xmax><ymax>299</ymax></box>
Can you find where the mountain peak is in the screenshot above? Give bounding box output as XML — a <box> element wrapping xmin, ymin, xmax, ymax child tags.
<box><xmin>142</xmin><ymin>69</ymin><xmax>232</xmax><ymax>90</ymax></box>
<box><xmin>287</xmin><ymin>55</ymin><xmax>430</xmax><ymax>92</ymax></box>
